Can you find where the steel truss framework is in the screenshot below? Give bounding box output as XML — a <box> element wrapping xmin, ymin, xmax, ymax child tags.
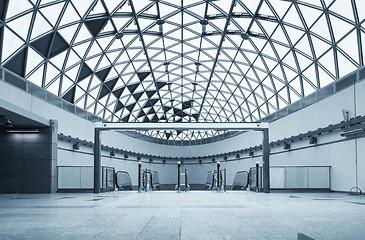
<box><xmin>93</xmin><ymin>122</ymin><xmax>270</xmax><ymax>193</ymax></box>
<box><xmin>0</xmin><ymin>0</ymin><xmax>364</xmax><ymax>142</ymax></box>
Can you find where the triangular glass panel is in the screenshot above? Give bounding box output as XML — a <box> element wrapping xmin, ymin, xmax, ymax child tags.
<box><xmin>105</xmin><ymin>77</ymin><xmax>118</xmax><ymax>90</ymax></box>
<box><xmin>89</xmin><ymin>0</ymin><xmax>106</xmax><ymax>16</ymax></box>
<box><xmin>31</xmin><ymin>11</ymin><xmax>53</xmax><ymax>40</ymax></box>
<box><xmin>30</xmin><ymin>32</ymin><xmax>53</xmax><ymax>58</ymax></box>
<box><xmin>133</xmin><ymin>92</ymin><xmax>144</xmax><ymax>101</ymax></box>
<box><xmin>99</xmin><ymin>85</ymin><xmax>110</xmax><ymax>99</ymax></box>
<box><xmin>4</xmin><ymin>47</ymin><xmax>27</xmax><ymax>77</ymax></box>
<box><xmin>127</xmin><ymin>82</ymin><xmax>140</xmax><ymax>93</ymax></box>
<box><xmin>39</xmin><ymin>2</ymin><xmax>65</xmax><ymax>27</ymax></box>
<box><xmin>6</xmin><ymin>12</ymin><xmax>32</xmax><ymax>41</ymax></box>
<box><xmin>112</xmin><ymin>87</ymin><xmax>125</xmax><ymax>98</ymax></box>
<box><xmin>77</xmin><ymin>62</ymin><xmax>93</xmax><ymax>82</ymax></box>
<box><xmin>50</xmin><ymin>32</ymin><xmax>70</xmax><ymax>58</ymax></box>
<box><xmin>85</xmin><ymin>18</ymin><xmax>109</xmax><ymax>37</ymax></box>
<box><xmin>62</xmin><ymin>85</ymin><xmax>76</xmax><ymax>103</ymax></box>
<box><xmin>137</xmin><ymin>71</ymin><xmax>151</xmax><ymax>81</ymax></box>
<box><xmin>95</xmin><ymin>67</ymin><xmax>112</xmax><ymax>81</ymax></box>
<box><xmin>72</xmin><ymin>0</ymin><xmax>93</xmax><ymax>18</ymax></box>
<box><xmin>59</xmin><ymin>3</ymin><xmax>80</xmax><ymax>27</ymax></box>
<box><xmin>115</xmin><ymin>101</ymin><xmax>124</xmax><ymax>112</ymax></box>
<box><xmin>5</xmin><ymin>0</ymin><xmax>33</xmax><ymax>19</ymax></box>
<box><xmin>26</xmin><ymin>46</ymin><xmax>44</xmax><ymax>76</ymax></box>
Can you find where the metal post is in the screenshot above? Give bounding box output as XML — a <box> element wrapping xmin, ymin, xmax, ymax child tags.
<box><xmin>224</xmin><ymin>169</ymin><xmax>226</xmax><ymax>192</ymax></box>
<box><xmin>262</xmin><ymin>128</ymin><xmax>270</xmax><ymax>193</ymax></box>
<box><xmin>255</xmin><ymin>162</ymin><xmax>259</xmax><ymax>192</ymax></box>
<box><xmin>94</xmin><ymin>129</ymin><xmax>101</xmax><ymax>193</ymax></box>
<box><xmin>185</xmin><ymin>169</ymin><xmax>188</xmax><ymax>192</ymax></box>
<box><xmin>177</xmin><ymin>162</ymin><xmax>181</xmax><ymax>192</ymax></box>
<box><xmin>217</xmin><ymin>162</ymin><xmax>220</xmax><ymax>191</ymax></box>
<box><xmin>144</xmin><ymin>169</ymin><xmax>148</xmax><ymax>192</ymax></box>
<box><xmin>137</xmin><ymin>162</ymin><xmax>141</xmax><ymax>193</ymax></box>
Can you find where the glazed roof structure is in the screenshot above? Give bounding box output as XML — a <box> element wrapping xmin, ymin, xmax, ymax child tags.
<box><xmin>0</xmin><ymin>0</ymin><xmax>364</xmax><ymax>142</ymax></box>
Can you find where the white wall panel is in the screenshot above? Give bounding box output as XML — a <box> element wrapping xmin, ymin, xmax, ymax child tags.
<box><xmin>58</xmin><ymin>167</ymin><xmax>80</xmax><ymax>188</ymax></box>
<box><xmin>357</xmin><ymin>137</ymin><xmax>365</xmax><ymax>192</ymax></box>
<box><xmin>80</xmin><ymin>167</ymin><xmax>93</xmax><ymax>188</ymax></box>
<box><xmin>270</xmin><ymin>167</ymin><xmax>285</xmax><ymax>188</ymax></box>
<box><xmin>308</xmin><ymin>167</ymin><xmax>330</xmax><ymax>188</ymax></box>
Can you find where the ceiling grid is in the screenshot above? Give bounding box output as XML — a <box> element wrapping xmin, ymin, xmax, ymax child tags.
<box><xmin>0</xmin><ymin>0</ymin><xmax>364</xmax><ymax>142</ymax></box>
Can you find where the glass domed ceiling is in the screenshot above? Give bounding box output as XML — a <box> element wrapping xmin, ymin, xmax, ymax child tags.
<box><xmin>0</xmin><ymin>0</ymin><xmax>364</xmax><ymax>141</ymax></box>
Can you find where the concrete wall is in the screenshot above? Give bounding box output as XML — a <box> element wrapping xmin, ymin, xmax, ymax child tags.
<box><xmin>0</xmin><ymin>126</ymin><xmax>57</xmax><ymax>193</ymax></box>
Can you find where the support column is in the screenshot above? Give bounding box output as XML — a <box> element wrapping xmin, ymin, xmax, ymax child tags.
<box><xmin>217</xmin><ymin>161</ymin><xmax>220</xmax><ymax>191</ymax></box>
<box><xmin>255</xmin><ymin>162</ymin><xmax>259</xmax><ymax>192</ymax></box>
<box><xmin>177</xmin><ymin>162</ymin><xmax>181</xmax><ymax>192</ymax></box>
<box><xmin>262</xmin><ymin>128</ymin><xmax>270</xmax><ymax>193</ymax></box>
<box><xmin>137</xmin><ymin>162</ymin><xmax>141</xmax><ymax>193</ymax></box>
<box><xmin>49</xmin><ymin>120</ymin><xmax>58</xmax><ymax>193</ymax></box>
<box><xmin>94</xmin><ymin>128</ymin><xmax>101</xmax><ymax>193</ymax></box>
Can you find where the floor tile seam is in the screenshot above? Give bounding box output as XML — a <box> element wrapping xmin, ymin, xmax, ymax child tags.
<box><xmin>134</xmin><ymin>208</ymin><xmax>161</xmax><ymax>240</ymax></box>
<box><xmin>133</xmin><ymin>206</ymin><xmax>182</xmax><ymax>239</ymax></box>
<box><xmin>223</xmin><ymin>206</ymin><xmax>300</xmax><ymax>239</ymax></box>
<box><xmin>202</xmin><ymin>205</ymin><xmax>231</xmax><ymax>240</ymax></box>
<box><xmin>88</xmin><ymin>215</ymin><xmax>126</xmax><ymax>240</ymax></box>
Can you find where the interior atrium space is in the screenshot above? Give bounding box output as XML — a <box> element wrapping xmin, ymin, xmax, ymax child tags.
<box><xmin>0</xmin><ymin>0</ymin><xmax>365</xmax><ymax>239</ymax></box>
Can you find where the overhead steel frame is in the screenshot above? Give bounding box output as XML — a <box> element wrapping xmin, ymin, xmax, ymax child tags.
<box><xmin>93</xmin><ymin>122</ymin><xmax>270</xmax><ymax>193</ymax></box>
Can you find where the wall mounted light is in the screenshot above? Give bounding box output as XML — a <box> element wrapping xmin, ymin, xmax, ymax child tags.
<box><xmin>340</xmin><ymin>128</ymin><xmax>365</xmax><ymax>137</ymax></box>
<box><xmin>73</xmin><ymin>143</ymin><xmax>79</xmax><ymax>150</ymax></box>
<box><xmin>284</xmin><ymin>143</ymin><xmax>290</xmax><ymax>150</ymax></box>
<box><xmin>249</xmin><ymin>151</ymin><xmax>254</xmax><ymax>157</ymax></box>
<box><xmin>309</xmin><ymin>136</ymin><xmax>317</xmax><ymax>144</ymax></box>
<box><xmin>110</xmin><ymin>150</ymin><xmax>115</xmax><ymax>157</ymax></box>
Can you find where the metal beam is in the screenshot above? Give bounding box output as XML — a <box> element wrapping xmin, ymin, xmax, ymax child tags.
<box><xmin>93</xmin><ymin>128</ymin><xmax>101</xmax><ymax>193</ymax></box>
<box><xmin>262</xmin><ymin>128</ymin><xmax>270</xmax><ymax>193</ymax></box>
<box><xmin>197</xmin><ymin>0</ymin><xmax>237</xmax><ymax>119</ymax></box>
<box><xmin>129</xmin><ymin>0</ymin><xmax>168</xmax><ymax>121</ymax></box>
<box><xmin>95</xmin><ymin>122</ymin><xmax>269</xmax><ymax>131</ymax></box>
<box><xmin>93</xmin><ymin>121</ymin><xmax>270</xmax><ymax>193</ymax></box>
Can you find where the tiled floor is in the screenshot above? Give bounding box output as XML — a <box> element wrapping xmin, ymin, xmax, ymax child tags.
<box><xmin>0</xmin><ymin>191</ymin><xmax>364</xmax><ymax>240</ymax></box>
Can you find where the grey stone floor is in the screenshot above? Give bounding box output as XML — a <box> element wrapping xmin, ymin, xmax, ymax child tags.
<box><xmin>0</xmin><ymin>191</ymin><xmax>364</xmax><ymax>240</ymax></box>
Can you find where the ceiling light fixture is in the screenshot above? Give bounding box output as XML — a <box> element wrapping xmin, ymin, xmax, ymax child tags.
<box><xmin>6</xmin><ymin>128</ymin><xmax>39</xmax><ymax>133</ymax></box>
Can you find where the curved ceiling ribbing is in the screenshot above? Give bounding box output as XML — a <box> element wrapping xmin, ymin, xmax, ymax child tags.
<box><xmin>0</xmin><ymin>0</ymin><xmax>364</xmax><ymax>141</ymax></box>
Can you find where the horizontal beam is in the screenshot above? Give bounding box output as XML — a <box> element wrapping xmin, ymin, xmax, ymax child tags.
<box><xmin>95</xmin><ymin>122</ymin><xmax>269</xmax><ymax>131</ymax></box>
